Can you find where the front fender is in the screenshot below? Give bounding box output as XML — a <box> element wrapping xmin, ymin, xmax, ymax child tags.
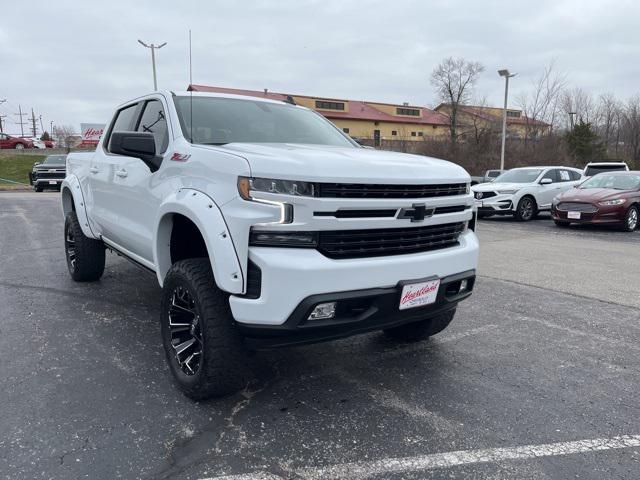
<box><xmin>155</xmin><ymin>188</ymin><xmax>244</xmax><ymax>293</ymax></box>
<box><xmin>60</xmin><ymin>175</ymin><xmax>98</xmax><ymax>239</ymax></box>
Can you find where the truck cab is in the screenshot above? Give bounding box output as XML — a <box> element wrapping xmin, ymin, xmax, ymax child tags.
<box><xmin>61</xmin><ymin>91</ymin><xmax>479</xmax><ymax>399</ymax></box>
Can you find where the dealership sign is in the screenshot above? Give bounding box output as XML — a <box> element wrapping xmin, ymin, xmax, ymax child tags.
<box><xmin>80</xmin><ymin>123</ymin><xmax>105</xmax><ymax>146</ymax></box>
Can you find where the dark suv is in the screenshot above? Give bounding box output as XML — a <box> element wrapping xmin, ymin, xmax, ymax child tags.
<box><xmin>29</xmin><ymin>155</ymin><xmax>67</xmax><ymax>191</ymax></box>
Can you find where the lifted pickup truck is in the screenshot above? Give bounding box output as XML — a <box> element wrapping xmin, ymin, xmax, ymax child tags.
<box><xmin>61</xmin><ymin>91</ymin><xmax>479</xmax><ymax>399</ymax></box>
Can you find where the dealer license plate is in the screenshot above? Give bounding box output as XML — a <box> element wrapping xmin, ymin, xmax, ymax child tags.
<box><xmin>567</xmin><ymin>211</ymin><xmax>581</xmax><ymax>219</ymax></box>
<box><xmin>399</xmin><ymin>279</ymin><xmax>440</xmax><ymax>310</ymax></box>
<box><xmin>49</xmin><ymin>181</ymin><xmax>57</xmax><ymax>185</ymax></box>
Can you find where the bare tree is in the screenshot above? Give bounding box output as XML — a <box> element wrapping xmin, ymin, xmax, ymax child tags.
<box><xmin>595</xmin><ymin>93</ymin><xmax>621</xmax><ymax>154</ymax></box>
<box><xmin>430</xmin><ymin>57</ymin><xmax>485</xmax><ymax>149</ymax></box>
<box><xmin>620</xmin><ymin>95</ymin><xmax>640</xmax><ymax>167</ymax></box>
<box><xmin>561</xmin><ymin>87</ymin><xmax>598</xmax><ymax>127</ymax></box>
<box><xmin>516</xmin><ymin>61</ymin><xmax>566</xmax><ymax>145</ymax></box>
<box><xmin>53</xmin><ymin>125</ymin><xmax>76</xmax><ymax>148</ymax></box>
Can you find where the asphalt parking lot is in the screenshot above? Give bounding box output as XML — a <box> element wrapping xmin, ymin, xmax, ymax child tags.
<box><xmin>1</xmin><ymin>191</ymin><xmax>639</xmax><ymax>480</ymax></box>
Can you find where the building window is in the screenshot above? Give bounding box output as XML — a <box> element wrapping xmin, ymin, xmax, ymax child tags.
<box><xmin>391</xmin><ymin>130</ymin><xmax>397</xmax><ymax>136</ymax></box>
<box><xmin>411</xmin><ymin>132</ymin><xmax>417</xmax><ymax>137</ymax></box>
<box><xmin>342</xmin><ymin>127</ymin><xmax>350</xmax><ymax>134</ymax></box>
<box><xmin>397</xmin><ymin>107</ymin><xmax>420</xmax><ymax>116</ymax></box>
<box><xmin>417</xmin><ymin>131</ymin><xmax>423</xmax><ymax>137</ymax></box>
<box><xmin>506</xmin><ymin>111</ymin><xmax>521</xmax><ymax>118</ymax></box>
<box><xmin>315</xmin><ymin>100</ymin><xmax>345</xmax><ymax>111</ymax></box>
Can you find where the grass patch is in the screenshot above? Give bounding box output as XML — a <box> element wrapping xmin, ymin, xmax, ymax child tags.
<box><xmin>0</xmin><ymin>154</ymin><xmax>45</xmax><ymax>185</ymax></box>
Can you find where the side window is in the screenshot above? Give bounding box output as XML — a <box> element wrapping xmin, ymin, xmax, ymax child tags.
<box><xmin>137</xmin><ymin>100</ymin><xmax>169</xmax><ymax>153</ymax></box>
<box><xmin>569</xmin><ymin>170</ymin><xmax>582</xmax><ymax>181</ymax></box>
<box><xmin>541</xmin><ymin>169</ymin><xmax>558</xmax><ymax>183</ymax></box>
<box><xmin>558</xmin><ymin>169</ymin><xmax>572</xmax><ymax>182</ymax></box>
<box><xmin>107</xmin><ymin>104</ymin><xmax>138</xmax><ymax>152</ymax></box>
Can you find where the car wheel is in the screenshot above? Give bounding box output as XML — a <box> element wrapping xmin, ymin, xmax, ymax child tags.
<box><xmin>34</xmin><ymin>185</ymin><xmax>43</xmax><ymax>192</ymax></box>
<box><xmin>554</xmin><ymin>220</ymin><xmax>570</xmax><ymax>227</ymax></box>
<box><xmin>64</xmin><ymin>211</ymin><xmax>105</xmax><ymax>281</ymax></box>
<box><xmin>515</xmin><ymin>196</ymin><xmax>536</xmax><ymax>221</ymax></box>
<box><xmin>160</xmin><ymin>258</ymin><xmax>250</xmax><ymax>400</ymax></box>
<box><xmin>383</xmin><ymin>308</ymin><xmax>456</xmax><ymax>342</ymax></box>
<box><xmin>15</xmin><ymin>143</ymin><xmax>24</xmax><ymax>149</ymax></box>
<box><xmin>622</xmin><ymin>206</ymin><xmax>638</xmax><ymax>232</ymax></box>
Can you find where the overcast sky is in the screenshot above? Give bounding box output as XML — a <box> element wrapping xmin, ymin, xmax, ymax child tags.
<box><xmin>1</xmin><ymin>0</ymin><xmax>639</xmax><ymax>135</ymax></box>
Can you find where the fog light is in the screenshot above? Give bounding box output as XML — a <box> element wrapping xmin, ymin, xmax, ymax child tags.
<box><xmin>308</xmin><ymin>302</ymin><xmax>336</xmax><ymax>320</ymax></box>
<box><xmin>459</xmin><ymin>279</ymin><xmax>468</xmax><ymax>293</ymax></box>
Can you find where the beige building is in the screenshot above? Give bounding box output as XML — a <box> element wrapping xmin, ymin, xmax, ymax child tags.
<box><xmin>188</xmin><ymin>84</ymin><xmax>450</xmax><ymax>146</ymax></box>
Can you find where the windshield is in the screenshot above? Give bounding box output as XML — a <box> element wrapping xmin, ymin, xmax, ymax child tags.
<box><xmin>174</xmin><ymin>96</ymin><xmax>356</xmax><ymax>147</ymax></box>
<box><xmin>43</xmin><ymin>155</ymin><xmax>66</xmax><ymax>164</ymax></box>
<box><xmin>493</xmin><ymin>169</ymin><xmax>543</xmax><ymax>184</ymax></box>
<box><xmin>579</xmin><ymin>174</ymin><xmax>640</xmax><ymax>190</ymax></box>
<box><xmin>584</xmin><ymin>164</ymin><xmax>627</xmax><ymax>176</ymax></box>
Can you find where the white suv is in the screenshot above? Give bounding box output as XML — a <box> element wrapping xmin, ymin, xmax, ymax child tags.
<box><xmin>472</xmin><ymin>166</ymin><xmax>583</xmax><ymax>221</ymax></box>
<box><xmin>61</xmin><ymin>91</ymin><xmax>479</xmax><ymax>399</ymax></box>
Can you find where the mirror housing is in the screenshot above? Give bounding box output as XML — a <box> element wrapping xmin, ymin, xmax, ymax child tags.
<box><xmin>109</xmin><ymin>131</ymin><xmax>161</xmax><ymax>172</ymax></box>
<box><xmin>540</xmin><ymin>178</ymin><xmax>553</xmax><ymax>185</ymax></box>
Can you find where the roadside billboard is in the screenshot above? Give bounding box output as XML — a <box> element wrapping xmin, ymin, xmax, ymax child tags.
<box><xmin>80</xmin><ymin>123</ymin><xmax>105</xmax><ymax>146</ymax></box>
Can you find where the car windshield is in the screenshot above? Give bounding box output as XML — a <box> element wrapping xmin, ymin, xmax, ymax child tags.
<box><xmin>579</xmin><ymin>174</ymin><xmax>640</xmax><ymax>190</ymax></box>
<box><xmin>493</xmin><ymin>169</ymin><xmax>543</xmax><ymax>183</ymax></box>
<box><xmin>487</xmin><ymin>171</ymin><xmax>501</xmax><ymax>178</ymax></box>
<box><xmin>174</xmin><ymin>96</ymin><xmax>356</xmax><ymax>147</ymax></box>
<box><xmin>43</xmin><ymin>155</ymin><xmax>66</xmax><ymax>164</ymax></box>
<box><xmin>584</xmin><ymin>164</ymin><xmax>627</xmax><ymax>176</ymax></box>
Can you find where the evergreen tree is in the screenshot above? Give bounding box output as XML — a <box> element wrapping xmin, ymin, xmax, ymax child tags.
<box><xmin>40</xmin><ymin>131</ymin><xmax>51</xmax><ymax>141</ymax></box>
<box><xmin>565</xmin><ymin>120</ymin><xmax>605</xmax><ymax>163</ymax></box>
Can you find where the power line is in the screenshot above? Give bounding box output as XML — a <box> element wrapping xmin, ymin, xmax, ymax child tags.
<box><xmin>14</xmin><ymin>105</ymin><xmax>28</xmax><ymax>137</ymax></box>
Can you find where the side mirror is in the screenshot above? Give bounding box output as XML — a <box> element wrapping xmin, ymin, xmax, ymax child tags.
<box><xmin>540</xmin><ymin>178</ymin><xmax>553</xmax><ymax>185</ymax></box>
<box><xmin>109</xmin><ymin>131</ymin><xmax>161</xmax><ymax>171</ymax></box>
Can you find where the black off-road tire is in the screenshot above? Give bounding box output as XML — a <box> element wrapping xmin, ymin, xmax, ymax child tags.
<box><xmin>34</xmin><ymin>185</ymin><xmax>43</xmax><ymax>192</ymax></box>
<box><xmin>554</xmin><ymin>219</ymin><xmax>570</xmax><ymax>227</ymax></box>
<box><xmin>64</xmin><ymin>211</ymin><xmax>105</xmax><ymax>281</ymax></box>
<box><xmin>160</xmin><ymin>259</ymin><xmax>250</xmax><ymax>400</ymax></box>
<box><xmin>383</xmin><ymin>308</ymin><xmax>457</xmax><ymax>342</ymax></box>
<box><xmin>621</xmin><ymin>205</ymin><xmax>639</xmax><ymax>232</ymax></box>
<box><xmin>514</xmin><ymin>196</ymin><xmax>537</xmax><ymax>222</ymax></box>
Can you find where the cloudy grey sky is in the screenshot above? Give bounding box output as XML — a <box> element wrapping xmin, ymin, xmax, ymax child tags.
<box><xmin>1</xmin><ymin>0</ymin><xmax>639</xmax><ymax>135</ymax></box>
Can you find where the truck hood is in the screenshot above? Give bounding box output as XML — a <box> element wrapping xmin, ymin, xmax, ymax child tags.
<box><xmin>215</xmin><ymin>143</ymin><xmax>470</xmax><ymax>183</ymax></box>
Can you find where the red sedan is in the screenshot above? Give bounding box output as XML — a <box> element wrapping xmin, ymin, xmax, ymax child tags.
<box><xmin>0</xmin><ymin>133</ymin><xmax>34</xmax><ymax>149</ymax></box>
<box><xmin>551</xmin><ymin>171</ymin><xmax>640</xmax><ymax>231</ymax></box>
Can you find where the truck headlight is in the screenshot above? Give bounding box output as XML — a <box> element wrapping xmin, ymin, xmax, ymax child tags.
<box><xmin>599</xmin><ymin>199</ymin><xmax>625</xmax><ymax>206</ymax></box>
<box><xmin>238</xmin><ymin>176</ymin><xmax>315</xmax><ymax>199</ymax></box>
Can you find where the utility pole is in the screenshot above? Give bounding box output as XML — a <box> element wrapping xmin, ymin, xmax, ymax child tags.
<box><xmin>138</xmin><ymin>39</ymin><xmax>167</xmax><ymax>90</ymax></box>
<box><xmin>14</xmin><ymin>105</ymin><xmax>28</xmax><ymax>137</ymax></box>
<box><xmin>30</xmin><ymin>108</ymin><xmax>38</xmax><ymax>137</ymax></box>
<box><xmin>39</xmin><ymin>116</ymin><xmax>44</xmax><ymax>136</ymax></box>
<box><xmin>0</xmin><ymin>100</ymin><xmax>5</xmax><ymax>132</ymax></box>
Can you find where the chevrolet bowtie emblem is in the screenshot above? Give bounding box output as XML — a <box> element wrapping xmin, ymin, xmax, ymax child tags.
<box><xmin>398</xmin><ymin>203</ymin><xmax>435</xmax><ymax>222</ymax></box>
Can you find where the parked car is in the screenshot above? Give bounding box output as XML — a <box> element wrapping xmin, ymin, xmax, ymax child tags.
<box><xmin>30</xmin><ymin>138</ymin><xmax>47</xmax><ymax>149</ymax></box>
<box><xmin>551</xmin><ymin>171</ymin><xmax>640</xmax><ymax>231</ymax></box>
<box><xmin>583</xmin><ymin>161</ymin><xmax>629</xmax><ymax>177</ymax></box>
<box><xmin>43</xmin><ymin>139</ymin><xmax>57</xmax><ymax>148</ymax></box>
<box><xmin>29</xmin><ymin>154</ymin><xmax>66</xmax><ymax>191</ymax></box>
<box><xmin>61</xmin><ymin>90</ymin><xmax>479</xmax><ymax>399</ymax></box>
<box><xmin>472</xmin><ymin>166</ymin><xmax>583</xmax><ymax>221</ymax></box>
<box><xmin>0</xmin><ymin>133</ymin><xmax>34</xmax><ymax>149</ymax></box>
<box><xmin>484</xmin><ymin>169</ymin><xmax>505</xmax><ymax>182</ymax></box>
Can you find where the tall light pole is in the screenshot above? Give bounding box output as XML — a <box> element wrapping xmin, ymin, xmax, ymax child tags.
<box><xmin>138</xmin><ymin>40</ymin><xmax>167</xmax><ymax>90</ymax></box>
<box><xmin>498</xmin><ymin>69</ymin><xmax>517</xmax><ymax>171</ymax></box>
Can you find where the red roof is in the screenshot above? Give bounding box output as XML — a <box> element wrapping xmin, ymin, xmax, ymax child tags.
<box><xmin>435</xmin><ymin>103</ymin><xmax>549</xmax><ymax>127</ymax></box>
<box><xmin>188</xmin><ymin>84</ymin><xmax>450</xmax><ymax>126</ymax></box>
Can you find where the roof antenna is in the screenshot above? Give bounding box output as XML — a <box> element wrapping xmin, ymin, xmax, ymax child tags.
<box><xmin>189</xmin><ymin>29</ymin><xmax>193</xmax><ymax>143</ymax></box>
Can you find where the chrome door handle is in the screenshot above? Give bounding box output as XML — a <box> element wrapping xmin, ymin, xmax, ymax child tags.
<box><xmin>115</xmin><ymin>169</ymin><xmax>128</xmax><ymax>178</ymax></box>
<box><xmin>89</xmin><ymin>166</ymin><xmax>99</xmax><ymax>174</ymax></box>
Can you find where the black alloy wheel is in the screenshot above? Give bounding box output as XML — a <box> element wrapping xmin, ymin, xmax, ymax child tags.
<box><xmin>167</xmin><ymin>285</ymin><xmax>204</xmax><ymax>376</ymax></box>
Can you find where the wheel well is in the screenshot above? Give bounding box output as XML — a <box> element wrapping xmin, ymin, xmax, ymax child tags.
<box><xmin>170</xmin><ymin>214</ymin><xmax>209</xmax><ymax>264</ymax></box>
<box><xmin>61</xmin><ymin>187</ymin><xmax>75</xmax><ymax>215</ymax></box>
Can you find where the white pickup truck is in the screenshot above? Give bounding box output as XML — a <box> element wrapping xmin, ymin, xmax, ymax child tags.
<box><xmin>62</xmin><ymin>91</ymin><xmax>479</xmax><ymax>399</ymax></box>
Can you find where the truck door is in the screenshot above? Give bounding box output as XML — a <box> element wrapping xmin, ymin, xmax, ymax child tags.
<box><xmin>109</xmin><ymin>99</ymin><xmax>170</xmax><ymax>262</ymax></box>
<box><xmin>89</xmin><ymin>102</ymin><xmax>141</xmax><ymax>241</ymax></box>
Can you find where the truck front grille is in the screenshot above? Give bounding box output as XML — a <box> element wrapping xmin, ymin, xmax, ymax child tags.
<box><xmin>35</xmin><ymin>170</ymin><xmax>66</xmax><ymax>179</ymax></box>
<box><xmin>318</xmin><ymin>222</ymin><xmax>466</xmax><ymax>259</ymax></box>
<box><xmin>317</xmin><ymin>183</ymin><xmax>468</xmax><ymax>199</ymax></box>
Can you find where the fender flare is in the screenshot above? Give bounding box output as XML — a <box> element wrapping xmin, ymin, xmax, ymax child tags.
<box><xmin>154</xmin><ymin>188</ymin><xmax>244</xmax><ymax>293</ymax></box>
<box><xmin>60</xmin><ymin>175</ymin><xmax>98</xmax><ymax>239</ymax></box>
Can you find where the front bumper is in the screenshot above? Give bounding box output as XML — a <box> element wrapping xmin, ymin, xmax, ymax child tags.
<box><xmin>551</xmin><ymin>204</ymin><xmax>626</xmax><ymax>224</ymax></box>
<box><xmin>239</xmin><ymin>270</ymin><xmax>475</xmax><ymax>348</ymax></box>
<box><xmin>474</xmin><ymin>194</ymin><xmax>515</xmax><ymax>214</ymax></box>
<box><xmin>229</xmin><ymin>230</ymin><xmax>479</xmax><ymax>326</ymax></box>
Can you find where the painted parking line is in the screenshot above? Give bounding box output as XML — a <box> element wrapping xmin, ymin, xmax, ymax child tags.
<box><xmin>203</xmin><ymin>435</ymin><xmax>640</xmax><ymax>480</ymax></box>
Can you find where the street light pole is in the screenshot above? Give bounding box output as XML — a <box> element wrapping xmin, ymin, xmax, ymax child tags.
<box><xmin>498</xmin><ymin>69</ymin><xmax>517</xmax><ymax>171</ymax></box>
<box><xmin>138</xmin><ymin>40</ymin><xmax>167</xmax><ymax>91</ymax></box>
